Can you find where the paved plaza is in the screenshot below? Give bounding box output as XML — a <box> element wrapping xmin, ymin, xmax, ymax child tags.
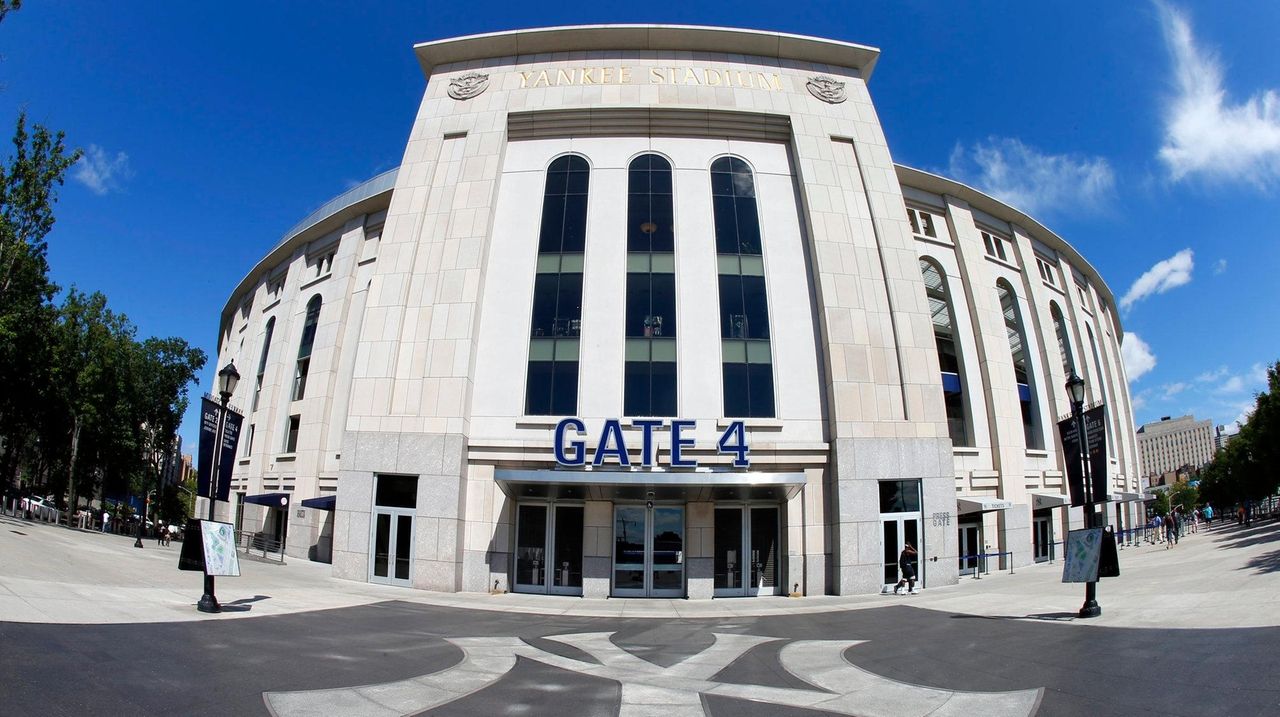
<box><xmin>2</xmin><ymin>512</ymin><xmax>1278</xmax><ymax>715</ymax></box>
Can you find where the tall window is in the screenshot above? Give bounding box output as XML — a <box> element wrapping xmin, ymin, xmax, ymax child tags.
<box><xmin>526</xmin><ymin>155</ymin><xmax>588</xmax><ymax>415</ymax></box>
<box><xmin>624</xmin><ymin>154</ymin><xmax>677</xmax><ymax>416</ymax></box>
<box><xmin>252</xmin><ymin>317</ymin><xmax>275</xmax><ymax>412</ymax></box>
<box><xmin>1050</xmin><ymin>302</ymin><xmax>1074</xmax><ymax>376</ymax></box>
<box><xmin>713</xmin><ymin>157</ymin><xmax>774</xmax><ymax>417</ymax></box>
<box><xmin>997</xmin><ymin>280</ymin><xmax>1043</xmax><ymax>449</ymax></box>
<box><xmin>920</xmin><ymin>259</ymin><xmax>970</xmax><ymax>445</ymax></box>
<box><xmin>293</xmin><ymin>295</ymin><xmax>320</xmax><ymax>401</ymax></box>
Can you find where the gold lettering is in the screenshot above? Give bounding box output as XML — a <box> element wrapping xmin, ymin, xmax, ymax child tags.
<box><xmin>601</xmin><ymin>66</ymin><xmax>614</xmax><ymax>84</ymax></box>
<box><xmin>620</xmin><ymin>66</ymin><xmax>632</xmax><ymax>84</ymax></box>
<box><xmin>755</xmin><ymin>72</ymin><xmax>772</xmax><ymax>90</ymax></box>
<box><xmin>766</xmin><ymin>73</ymin><xmax>783</xmax><ymax>91</ymax></box>
<box><xmin>557</xmin><ymin>69</ymin><xmax>574</xmax><ymax>86</ymax></box>
<box><xmin>682</xmin><ymin>68</ymin><xmax>699</xmax><ymax>85</ymax></box>
<box><xmin>668</xmin><ymin>68</ymin><xmax>677</xmax><ymax>85</ymax></box>
<box><xmin>722</xmin><ymin>69</ymin><xmax>732</xmax><ymax>87</ymax></box>
<box><xmin>703</xmin><ymin>68</ymin><xmax>721</xmax><ymax>86</ymax></box>
<box><xmin>519</xmin><ymin>71</ymin><xmax>534</xmax><ymax>88</ymax></box>
<box><xmin>533</xmin><ymin>70</ymin><xmax>550</xmax><ymax>88</ymax></box>
<box><xmin>736</xmin><ymin>70</ymin><xmax>753</xmax><ymax>88</ymax></box>
<box><xmin>581</xmin><ymin>67</ymin><xmax>596</xmax><ymax>84</ymax></box>
<box><xmin>649</xmin><ymin>67</ymin><xmax>664</xmax><ymax>84</ymax></box>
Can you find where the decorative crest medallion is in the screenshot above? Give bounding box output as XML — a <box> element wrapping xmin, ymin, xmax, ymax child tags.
<box><xmin>447</xmin><ymin>72</ymin><xmax>490</xmax><ymax>100</ymax></box>
<box><xmin>806</xmin><ymin>75</ymin><xmax>847</xmax><ymax>104</ymax></box>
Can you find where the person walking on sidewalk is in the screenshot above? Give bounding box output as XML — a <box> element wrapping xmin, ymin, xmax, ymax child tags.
<box><xmin>101</xmin><ymin>510</ymin><xmax>109</xmax><ymax>533</ymax></box>
<box><xmin>893</xmin><ymin>543</ymin><xmax>919</xmax><ymax>594</ymax></box>
<box><xmin>1165</xmin><ymin>512</ymin><xmax>1178</xmax><ymax>547</ymax></box>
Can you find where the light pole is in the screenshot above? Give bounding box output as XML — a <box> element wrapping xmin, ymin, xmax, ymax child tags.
<box><xmin>1066</xmin><ymin>372</ymin><xmax>1101</xmax><ymax>618</ymax></box>
<box><xmin>197</xmin><ymin>361</ymin><xmax>239</xmax><ymax>614</ymax></box>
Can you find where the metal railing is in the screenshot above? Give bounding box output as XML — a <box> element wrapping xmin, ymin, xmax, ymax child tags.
<box><xmin>958</xmin><ymin>550</ymin><xmax>1015</xmax><ymax>579</ymax></box>
<box><xmin>235</xmin><ymin>530</ymin><xmax>286</xmax><ymax>563</ymax></box>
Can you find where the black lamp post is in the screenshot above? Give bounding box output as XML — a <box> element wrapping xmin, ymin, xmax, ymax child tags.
<box><xmin>197</xmin><ymin>361</ymin><xmax>239</xmax><ymax>614</ymax></box>
<box><xmin>1066</xmin><ymin>372</ymin><xmax>1101</xmax><ymax>618</ymax></box>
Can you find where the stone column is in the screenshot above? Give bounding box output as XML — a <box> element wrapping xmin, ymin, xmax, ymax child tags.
<box><xmin>686</xmin><ymin>501</ymin><xmax>713</xmax><ymax>599</ymax></box>
<box><xmin>582</xmin><ymin>500</ymin><xmax>612</xmax><ymax>598</ymax></box>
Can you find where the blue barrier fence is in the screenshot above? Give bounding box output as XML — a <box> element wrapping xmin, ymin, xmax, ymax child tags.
<box><xmin>957</xmin><ymin>550</ymin><xmax>1014</xmax><ymax>578</ymax></box>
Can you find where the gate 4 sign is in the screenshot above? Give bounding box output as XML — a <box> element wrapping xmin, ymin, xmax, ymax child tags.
<box><xmin>555</xmin><ymin>418</ymin><xmax>750</xmax><ymax>468</ymax></box>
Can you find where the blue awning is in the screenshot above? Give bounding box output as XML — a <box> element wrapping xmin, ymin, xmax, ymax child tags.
<box><xmin>244</xmin><ymin>492</ymin><xmax>290</xmax><ymax>508</ymax></box>
<box><xmin>1017</xmin><ymin>382</ymin><xmax>1031</xmax><ymax>401</ymax></box>
<box><xmin>300</xmin><ymin>495</ymin><xmax>336</xmax><ymax>511</ymax></box>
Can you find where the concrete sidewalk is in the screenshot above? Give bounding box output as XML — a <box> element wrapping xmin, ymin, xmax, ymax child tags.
<box><xmin>2</xmin><ymin>510</ymin><xmax>1277</xmax><ymax>628</ymax></box>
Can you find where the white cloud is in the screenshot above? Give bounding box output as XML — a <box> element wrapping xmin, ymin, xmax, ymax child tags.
<box><xmin>1157</xmin><ymin>2</ymin><xmax>1280</xmax><ymax>184</ymax></box>
<box><xmin>1195</xmin><ymin>365</ymin><xmax>1228</xmax><ymax>383</ymax></box>
<box><xmin>1213</xmin><ymin>258</ymin><xmax>1227</xmax><ymax>275</ymax></box>
<box><xmin>1121</xmin><ymin>333</ymin><xmax>1157</xmax><ymax>382</ymax></box>
<box><xmin>1132</xmin><ymin>389</ymin><xmax>1150</xmax><ymax>411</ymax></box>
<box><xmin>1216</xmin><ymin>375</ymin><xmax>1245</xmax><ymax>394</ymax></box>
<box><xmin>1161</xmin><ymin>382</ymin><xmax>1188</xmax><ymax>399</ymax></box>
<box><xmin>946</xmin><ymin>136</ymin><xmax>1114</xmax><ymax>216</ymax></box>
<box><xmin>73</xmin><ymin>144</ymin><xmax>132</xmax><ymax>195</ymax></box>
<box><xmin>1119</xmin><ymin>248</ymin><xmax>1194</xmax><ymax>310</ymax></box>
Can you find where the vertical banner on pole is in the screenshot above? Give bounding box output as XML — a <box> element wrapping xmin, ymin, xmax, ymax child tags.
<box><xmin>216</xmin><ymin>409</ymin><xmax>243</xmax><ymax>502</ymax></box>
<box><xmin>196</xmin><ymin>397</ymin><xmax>219</xmax><ymax>499</ymax></box>
<box><xmin>1058</xmin><ymin>415</ymin><xmax>1085</xmax><ymax>506</ymax></box>
<box><xmin>1084</xmin><ymin>406</ymin><xmax>1108</xmax><ymax>504</ymax></box>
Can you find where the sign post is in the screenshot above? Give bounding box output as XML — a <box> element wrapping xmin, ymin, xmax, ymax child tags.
<box><xmin>192</xmin><ymin>363</ymin><xmax>241</xmax><ymax>613</ymax></box>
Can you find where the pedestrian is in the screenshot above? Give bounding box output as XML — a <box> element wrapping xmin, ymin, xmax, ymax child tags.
<box><xmin>893</xmin><ymin>543</ymin><xmax>919</xmax><ymax>594</ymax></box>
<box><xmin>166</xmin><ymin>522</ymin><xmax>174</xmax><ymax>546</ymax></box>
<box><xmin>1165</xmin><ymin>513</ymin><xmax>1177</xmax><ymax>547</ymax></box>
<box><xmin>101</xmin><ymin>510</ymin><xmax>110</xmax><ymax>533</ymax></box>
<box><xmin>156</xmin><ymin>521</ymin><xmax>166</xmax><ymax>546</ymax></box>
<box><xmin>1152</xmin><ymin>514</ymin><xmax>1163</xmax><ymax>543</ymax></box>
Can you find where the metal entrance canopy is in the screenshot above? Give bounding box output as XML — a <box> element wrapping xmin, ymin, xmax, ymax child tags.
<box><xmin>956</xmin><ymin>495</ymin><xmax>1014</xmax><ymax>515</ymax></box>
<box><xmin>494</xmin><ymin>468</ymin><xmax>806</xmax><ymax>501</ymax></box>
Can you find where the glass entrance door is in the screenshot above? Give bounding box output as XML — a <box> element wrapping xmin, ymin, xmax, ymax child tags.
<box><xmin>714</xmin><ymin>506</ymin><xmax>780</xmax><ymax>597</ymax></box>
<box><xmin>515</xmin><ymin>503</ymin><xmax>584</xmax><ymax>595</ymax></box>
<box><xmin>613</xmin><ymin>505</ymin><xmax>684</xmax><ymax>597</ymax></box>
<box><xmin>371</xmin><ymin>510</ymin><xmax>413</xmax><ymax>587</ymax></box>
<box><xmin>880</xmin><ymin>515</ymin><xmax>920</xmax><ymax>590</ymax></box>
<box><xmin>958</xmin><ymin>522</ymin><xmax>980</xmax><ymax>576</ymax></box>
<box><xmin>1033</xmin><ymin>512</ymin><xmax>1053</xmax><ymax>563</ymax></box>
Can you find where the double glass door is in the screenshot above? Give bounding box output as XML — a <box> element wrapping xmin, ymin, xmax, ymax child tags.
<box><xmin>714</xmin><ymin>506</ymin><xmax>780</xmax><ymax>596</ymax></box>
<box><xmin>515</xmin><ymin>503</ymin><xmax>584</xmax><ymax>595</ymax></box>
<box><xmin>1033</xmin><ymin>512</ymin><xmax>1053</xmax><ymax>562</ymax></box>
<box><xmin>371</xmin><ymin>510</ymin><xmax>413</xmax><ymax>586</ymax></box>
<box><xmin>880</xmin><ymin>514</ymin><xmax>921</xmax><ymax>589</ymax></box>
<box><xmin>613</xmin><ymin>505</ymin><xmax>684</xmax><ymax>597</ymax></box>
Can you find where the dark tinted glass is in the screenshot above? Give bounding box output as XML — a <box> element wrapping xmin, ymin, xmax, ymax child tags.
<box><xmin>525</xmin><ymin>361</ymin><xmax>553</xmax><ymax>415</ymax></box>
<box><xmin>626</xmin><ymin>272</ymin><xmax>676</xmax><ymax>337</ymax></box>
<box><xmin>711</xmin><ymin>157</ymin><xmax>761</xmax><ymax>257</ymax></box>
<box><xmin>257</xmin><ymin>318</ymin><xmax>275</xmax><ymax>375</ymax></box>
<box><xmin>878</xmin><ymin>480</ymin><xmax>921</xmax><ymax>513</ymax></box>
<box><xmin>719</xmin><ymin>275</ymin><xmax>768</xmax><ymax>339</ymax></box>
<box><xmin>722</xmin><ymin>363</ymin><xmax>750</xmax><ymax>417</ymax></box>
<box><xmin>298</xmin><ymin>296</ymin><xmax>321</xmax><ymax>359</ymax></box>
<box><xmin>539</xmin><ymin>155</ymin><xmax>590</xmax><ymax>254</ymax></box>
<box><xmin>375</xmin><ymin>474</ymin><xmax>418</xmax><ymax>509</ymax></box>
<box><xmin>746</xmin><ymin>363</ymin><xmax>775</xmax><ymax>417</ymax></box>
<box><xmin>627</xmin><ymin>154</ymin><xmax>674</xmax><ymax>253</ymax></box>
<box><xmin>530</xmin><ymin>273</ymin><xmax>582</xmax><ymax>337</ymax></box>
<box><xmin>550</xmin><ymin>361</ymin><xmax>579</xmax><ymax>416</ymax></box>
<box><xmin>624</xmin><ymin>361</ymin><xmax>676</xmax><ymax>417</ymax></box>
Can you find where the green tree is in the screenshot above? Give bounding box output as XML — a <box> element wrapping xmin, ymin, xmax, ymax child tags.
<box><xmin>1169</xmin><ymin>481</ymin><xmax>1198</xmax><ymax>514</ymax></box>
<box><xmin>1151</xmin><ymin>491</ymin><xmax>1170</xmax><ymax>518</ymax></box>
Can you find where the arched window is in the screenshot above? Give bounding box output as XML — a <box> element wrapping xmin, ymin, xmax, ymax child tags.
<box><xmin>1050</xmin><ymin>302</ymin><xmax>1075</xmax><ymax>376</ymax></box>
<box><xmin>712</xmin><ymin>157</ymin><xmax>773</xmax><ymax>417</ymax></box>
<box><xmin>624</xmin><ymin>154</ymin><xmax>677</xmax><ymax>416</ymax></box>
<box><xmin>252</xmin><ymin>316</ymin><xmax>276</xmax><ymax>412</ymax></box>
<box><xmin>920</xmin><ymin>259</ymin><xmax>970</xmax><ymax>446</ymax></box>
<box><xmin>526</xmin><ymin>155</ymin><xmax>589</xmax><ymax>416</ymax></box>
<box><xmin>996</xmin><ymin>280</ymin><xmax>1043</xmax><ymax>449</ymax></box>
<box><xmin>293</xmin><ymin>295</ymin><xmax>321</xmax><ymax>401</ymax></box>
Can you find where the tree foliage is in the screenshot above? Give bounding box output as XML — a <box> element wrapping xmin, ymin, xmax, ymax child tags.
<box><xmin>1197</xmin><ymin>361</ymin><xmax>1280</xmax><ymax>509</ymax></box>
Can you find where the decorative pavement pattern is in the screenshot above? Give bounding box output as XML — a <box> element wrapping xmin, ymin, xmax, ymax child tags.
<box><xmin>265</xmin><ymin>631</ymin><xmax>1042</xmax><ymax>717</ymax></box>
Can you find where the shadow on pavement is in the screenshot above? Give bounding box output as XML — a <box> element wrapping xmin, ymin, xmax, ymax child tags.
<box><xmin>1213</xmin><ymin>520</ymin><xmax>1280</xmax><ymax>550</ymax></box>
<box><xmin>1240</xmin><ymin>548</ymin><xmax>1280</xmax><ymax>575</ymax></box>
<box><xmin>948</xmin><ymin>611</ymin><xmax>1078</xmax><ymax>622</ymax></box>
<box><xmin>219</xmin><ymin>595</ymin><xmax>273</xmax><ymax>612</ymax></box>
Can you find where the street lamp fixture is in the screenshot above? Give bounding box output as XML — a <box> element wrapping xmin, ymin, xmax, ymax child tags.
<box><xmin>197</xmin><ymin>361</ymin><xmax>239</xmax><ymax>614</ymax></box>
<box><xmin>1065</xmin><ymin>371</ymin><xmax>1101</xmax><ymax>618</ymax></box>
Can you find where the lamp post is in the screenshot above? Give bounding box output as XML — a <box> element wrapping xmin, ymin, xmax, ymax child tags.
<box><xmin>197</xmin><ymin>361</ymin><xmax>239</xmax><ymax>614</ymax></box>
<box><xmin>1066</xmin><ymin>372</ymin><xmax>1101</xmax><ymax>618</ymax></box>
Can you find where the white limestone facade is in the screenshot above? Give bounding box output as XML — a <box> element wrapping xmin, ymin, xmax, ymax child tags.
<box><xmin>210</xmin><ymin>25</ymin><xmax>1142</xmax><ymax>598</ymax></box>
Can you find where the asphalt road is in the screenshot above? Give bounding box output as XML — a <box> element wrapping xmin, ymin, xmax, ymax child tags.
<box><xmin>3</xmin><ymin>600</ymin><xmax>1278</xmax><ymax>716</ymax></box>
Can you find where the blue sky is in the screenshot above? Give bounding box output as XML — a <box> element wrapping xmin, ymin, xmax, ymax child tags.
<box><xmin>1</xmin><ymin>1</ymin><xmax>1276</xmax><ymax>452</ymax></box>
